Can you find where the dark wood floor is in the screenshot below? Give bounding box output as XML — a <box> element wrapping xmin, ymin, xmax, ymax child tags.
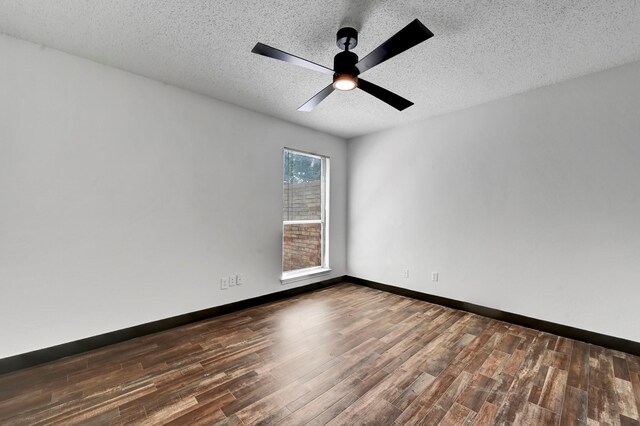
<box><xmin>1</xmin><ymin>283</ymin><xmax>639</xmax><ymax>425</ymax></box>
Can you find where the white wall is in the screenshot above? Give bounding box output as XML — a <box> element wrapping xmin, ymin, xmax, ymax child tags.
<box><xmin>0</xmin><ymin>34</ymin><xmax>347</xmax><ymax>359</ymax></box>
<box><xmin>348</xmin><ymin>61</ymin><xmax>640</xmax><ymax>342</ymax></box>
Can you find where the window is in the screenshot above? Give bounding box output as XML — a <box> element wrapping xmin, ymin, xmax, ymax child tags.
<box><xmin>282</xmin><ymin>149</ymin><xmax>329</xmax><ymax>281</ymax></box>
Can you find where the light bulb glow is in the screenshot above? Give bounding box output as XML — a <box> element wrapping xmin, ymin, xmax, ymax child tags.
<box><xmin>333</xmin><ymin>75</ymin><xmax>357</xmax><ymax>91</ymax></box>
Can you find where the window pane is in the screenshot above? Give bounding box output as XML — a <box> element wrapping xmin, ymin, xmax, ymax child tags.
<box><xmin>283</xmin><ymin>151</ymin><xmax>322</xmax><ymax>221</ymax></box>
<box><xmin>283</xmin><ymin>223</ymin><xmax>322</xmax><ymax>272</ymax></box>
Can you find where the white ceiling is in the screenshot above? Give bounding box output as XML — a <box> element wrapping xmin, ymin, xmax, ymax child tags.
<box><xmin>1</xmin><ymin>1</ymin><xmax>639</xmax><ymax>139</ymax></box>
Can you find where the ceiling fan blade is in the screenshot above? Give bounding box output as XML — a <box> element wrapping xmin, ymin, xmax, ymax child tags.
<box><xmin>252</xmin><ymin>43</ymin><xmax>334</xmax><ymax>75</ymax></box>
<box><xmin>298</xmin><ymin>84</ymin><xmax>335</xmax><ymax>112</ymax></box>
<box><xmin>356</xmin><ymin>19</ymin><xmax>434</xmax><ymax>74</ymax></box>
<box><xmin>358</xmin><ymin>78</ymin><xmax>413</xmax><ymax>111</ymax></box>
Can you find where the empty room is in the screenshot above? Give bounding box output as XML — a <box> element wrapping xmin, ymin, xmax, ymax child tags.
<box><xmin>1</xmin><ymin>1</ymin><xmax>639</xmax><ymax>425</ymax></box>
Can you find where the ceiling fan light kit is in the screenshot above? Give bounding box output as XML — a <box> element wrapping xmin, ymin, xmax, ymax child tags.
<box><xmin>252</xmin><ymin>19</ymin><xmax>433</xmax><ymax>112</ymax></box>
<box><xmin>333</xmin><ymin>74</ymin><xmax>357</xmax><ymax>91</ymax></box>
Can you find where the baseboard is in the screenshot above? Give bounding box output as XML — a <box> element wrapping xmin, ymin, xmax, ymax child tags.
<box><xmin>346</xmin><ymin>276</ymin><xmax>640</xmax><ymax>357</ymax></box>
<box><xmin>0</xmin><ymin>276</ymin><xmax>344</xmax><ymax>375</ymax></box>
<box><xmin>4</xmin><ymin>275</ymin><xmax>638</xmax><ymax>375</ymax></box>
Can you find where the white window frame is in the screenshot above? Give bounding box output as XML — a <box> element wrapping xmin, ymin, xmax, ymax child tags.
<box><xmin>281</xmin><ymin>148</ymin><xmax>331</xmax><ymax>283</ymax></box>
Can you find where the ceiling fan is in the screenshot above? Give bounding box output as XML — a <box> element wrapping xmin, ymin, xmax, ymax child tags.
<box><xmin>251</xmin><ymin>19</ymin><xmax>434</xmax><ymax>112</ymax></box>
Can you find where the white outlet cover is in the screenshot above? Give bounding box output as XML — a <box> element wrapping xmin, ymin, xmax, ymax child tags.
<box><xmin>236</xmin><ymin>274</ymin><xmax>244</xmax><ymax>285</ymax></box>
<box><xmin>221</xmin><ymin>277</ymin><xmax>229</xmax><ymax>289</ymax></box>
<box><xmin>229</xmin><ymin>275</ymin><xmax>237</xmax><ymax>286</ymax></box>
<box><xmin>432</xmin><ymin>272</ymin><xmax>439</xmax><ymax>282</ymax></box>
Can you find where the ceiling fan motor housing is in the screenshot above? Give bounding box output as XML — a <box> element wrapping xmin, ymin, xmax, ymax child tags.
<box><xmin>333</xmin><ymin>50</ymin><xmax>360</xmax><ymax>89</ymax></box>
<box><xmin>333</xmin><ymin>51</ymin><xmax>359</xmax><ymax>76</ymax></box>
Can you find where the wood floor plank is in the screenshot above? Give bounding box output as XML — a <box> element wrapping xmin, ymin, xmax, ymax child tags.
<box><xmin>538</xmin><ymin>366</ymin><xmax>568</xmax><ymax>414</ymax></box>
<box><xmin>421</xmin><ymin>371</ymin><xmax>473</xmax><ymax>425</ymax></box>
<box><xmin>620</xmin><ymin>414</ymin><xmax>640</xmax><ymax>426</ymax></box>
<box><xmin>473</xmin><ymin>401</ymin><xmax>499</xmax><ymax>425</ymax></box>
<box><xmin>501</xmin><ymin>349</ymin><xmax>526</xmax><ymax>377</ymax></box>
<box><xmin>492</xmin><ymin>334</ymin><xmax>551</xmax><ymax>425</ymax></box>
<box><xmin>391</xmin><ymin>371</ymin><xmax>436</xmax><ymax>411</ymax></box>
<box><xmin>516</xmin><ymin>401</ymin><xmax>560</xmax><ymax>425</ymax></box>
<box><xmin>142</xmin><ymin>395</ymin><xmax>199</xmax><ymax>425</ymax></box>
<box><xmin>165</xmin><ymin>391</ymin><xmax>234</xmax><ymax>425</ymax></box>
<box><xmin>353</xmin><ymin>399</ymin><xmax>402</xmax><ymax>425</ymax></box>
<box><xmin>478</xmin><ymin>350</ymin><xmax>509</xmax><ymax>378</ymax></box>
<box><xmin>326</xmin><ymin>366</ymin><xmax>423</xmax><ymax>425</ymax></box>
<box><xmin>560</xmin><ymin>385</ymin><xmax>588</xmax><ymax>426</ymax></box>
<box><xmin>496</xmin><ymin>334</ymin><xmax>522</xmax><ymax>355</ymax></box>
<box><xmin>278</xmin><ymin>380</ymin><xmax>354</xmax><ymax>425</ymax></box>
<box><xmin>0</xmin><ymin>283</ymin><xmax>638</xmax><ymax>425</ymax></box>
<box><xmin>485</xmin><ymin>372</ymin><xmax>515</xmax><ymax>407</ymax></box>
<box><xmin>392</xmin><ymin>372</ymin><xmax>460</xmax><ymax>425</ymax></box>
<box><xmin>112</xmin><ymin>404</ymin><xmax>147</xmax><ymax>425</ymax></box>
<box><xmin>630</xmin><ymin>371</ymin><xmax>640</xmax><ymax>420</ymax></box>
<box><xmin>616</xmin><ymin>377</ymin><xmax>640</xmax><ymax>419</ymax></box>
<box><xmin>629</xmin><ymin>357</ymin><xmax>640</xmax><ymax>374</ymax></box>
<box><xmin>457</xmin><ymin>373</ymin><xmax>496</xmax><ymax>412</ymax></box>
<box><xmin>589</xmin><ymin>384</ymin><xmax>620</xmax><ymax>425</ymax></box>
<box><xmin>543</xmin><ymin>349</ymin><xmax>571</xmax><ymax>371</ymax></box>
<box><xmin>286</xmin><ymin>352</ymin><xmax>379</xmax><ymax>413</ymax></box>
<box><xmin>555</xmin><ymin>337</ymin><xmax>574</xmax><ymax>355</ymax></box>
<box><xmin>304</xmin><ymin>392</ymin><xmax>359</xmax><ymax>426</ymax></box>
<box><xmin>234</xmin><ymin>380</ymin><xmax>308</xmax><ymax>424</ymax></box>
<box><xmin>568</xmin><ymin>341</ymin><xmax>590</xmax><ymax>391</ymax></box>
<box><xmin>439</xmin><ymin>402</ymin><xmax>473</xmax><ymax>426</ymax></box>
<box><xmin>614</xmin><ymin>356</ymin><xmax>632</xmax><ymax>381</ymax></box>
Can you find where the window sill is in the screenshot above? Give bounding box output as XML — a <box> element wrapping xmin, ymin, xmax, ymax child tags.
<box><xmin>280</xmin><ymin>267</ymin><xmax>332</xmax><ymax>285</ymax></box>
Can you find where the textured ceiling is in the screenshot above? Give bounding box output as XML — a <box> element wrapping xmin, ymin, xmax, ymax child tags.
<box><xmin>1</xmin><ymin>1</ymin><xmax>639</xmax><ymax>138</ymax></box>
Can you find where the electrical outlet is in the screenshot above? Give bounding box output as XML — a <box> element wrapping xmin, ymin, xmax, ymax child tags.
<box><xmin>229</xmin><ymin>275</ymin><xmax>237</xmax><ymax>286</ymax></box>
<box><xmin>432</xmin><ymin>272</ymin><xmax>438</xmax><ymax>282</ymax></box>
<box><xmin>236</xmin><ymin>274</ymin><xmax>244</xmax><ymax>285</ymax></box>
<box><xmin>401</xmin><ymin>269</ymin><xmax>409</xmax><ymax>279</ymax></box>
<box><xmin>220</xmin><ymin>277</ymin><xmax>229</xmax><ymax>289</ymax></box>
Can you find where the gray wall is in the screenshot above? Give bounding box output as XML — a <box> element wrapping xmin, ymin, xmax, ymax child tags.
<box><xmin>348</xmin><ymin>61</ymin><xmax>640</xmax><ymax>342</ymax></box>
<box><xmin>2</xmin><ymin>30</ymin><xmax>639</xmax><ymax>359</ymax></box>
<box><xmin>0</xmin><ymin>34</ymin><xmax>347</xmax><ymax>358</ymax></box>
